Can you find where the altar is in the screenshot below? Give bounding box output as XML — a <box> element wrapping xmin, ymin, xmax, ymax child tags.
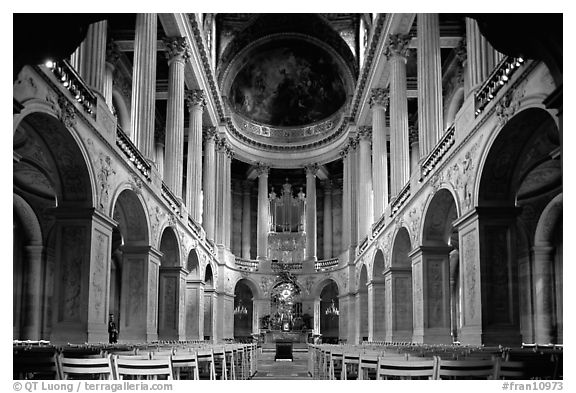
<box><xmin>263</xmin><ymin>330</ymin><xmax>310</xmax><ymax>344</ymax></box>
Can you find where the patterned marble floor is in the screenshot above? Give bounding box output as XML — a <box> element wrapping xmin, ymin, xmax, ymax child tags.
<box><xmin>251</xmin><ymin>350</ymin><xmax>312</xmax><ymax>380</ymax></box>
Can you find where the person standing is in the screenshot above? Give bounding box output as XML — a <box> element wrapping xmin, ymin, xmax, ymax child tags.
<box><xmin>108</xmin><ymin>314</ymin><xmax>118</xmax><ymax>344</ymax></box>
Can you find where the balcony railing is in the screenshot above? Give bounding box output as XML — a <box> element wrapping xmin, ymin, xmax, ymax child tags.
<box><xmin>475</xmin><ymin>56</ymin><xmax>525</xmax><ymax>117</ymax></box>
<box><xmin>315</xmin><ymin>258</ymin><xmax>339</xmax><ymax>271</ymax></box>
<box><xmin>372</xmin><ymin>213</ymin><xmax>387</xmax><ymax>238</ymax></box>
<box><xmin>45</xmin><ymin>59</ymin><xmax>97</xmax><ymax>118</ymax></box>
<box><xmin>161</xmin><ymin>182</ymin><xmax>182</xmax><ymax>216</ymax></box>
<box><xmin>390</xmin><ymin>182</ymin><xmax>411</xmax><ymax>216</ymax></box>
<box><xmin>187</xmin><ymin>215</ymin><xmax>204</xmax><ymax>240</ymax></box>
<box><xmin>420</xmin><ymin>123</ymin><xmax>456</xmax><ymax>179</ymax></box>
<box><xmin>235</xmin><ymin>258</ymin><xmax>259</xmax><ymax>272</ymax></box>
<box><xmin>357</xmin><ymin>236</ymin><xmax>370</xmax><ymax>256</ymax></box>
<box><xmin>116</xmin><ymin>125</ymin><xmax>151</xmax><ymax>180</ymax></box>
<box><xmin>271</xmin><ymin>261</ymin><xmax>303</xmax><ymax>271</ymax></box>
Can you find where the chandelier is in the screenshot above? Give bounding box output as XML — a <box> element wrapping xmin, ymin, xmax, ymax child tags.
<box><xmin>234</xmin><ymin>301</ymin><xmax>248</xmax><ymax>317</ymax></box>
<box><xmin>325</xmin><ymin>299</ymin><xmax>339</xmax><ymax>316</ymax></box>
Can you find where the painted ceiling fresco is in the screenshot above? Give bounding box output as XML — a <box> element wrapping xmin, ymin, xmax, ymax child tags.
<box><xmin>229</xmin><ymin>39</ymin><xmax>347</xmax><ymax>127</ymax></box>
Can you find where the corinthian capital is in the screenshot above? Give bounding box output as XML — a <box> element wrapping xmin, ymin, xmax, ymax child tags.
<box><xmin>164</xmin><ymin>37</ymin><xmax>191</xmax><ymax>63</ymax></box>
<box><xmin>256</xmin><ymin>163</ymin><xmax>270</xmax><ymax>177</ymax></box>
<box><xmin>369</xmin><ymin>88</ymin><xmax>390</xmax><ymax>109</ymax></box>
<box><xmin>202</xmin><ymin>126</ymin><xmax>217</xmax><ymax>142</ymax></box>
<box><xmin>384</xmin><ymin>33</ymin><xmax>411</xmax><ymax>60</ymax></box>
<box><xmin>106</xmin><ymin>40</ymin><xmax>121</xmax><ymax>66</ymax></box>
<box><xmin>186</xmin><ymin>89</ymin><xmax>207</xmax><ymax>110</ymax></box>
<box><xmin>304</xmin><ymin>163</ymin><xmax>320</xmax><ymax>176</ymax></box>
<box><xmin>357</xmin><ymin>126</ymin><xmax>372</xmax><ymax>140</ymax></box>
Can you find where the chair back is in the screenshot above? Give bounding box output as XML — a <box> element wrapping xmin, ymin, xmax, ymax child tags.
<box><xmin>494</xmin><ymin>359</ymin><xmax>529</xmax><ymax>380</ymax></box>
<box><xmin>59</xmin><ymin>354</ymin><xmax>113</xmax><ymax>380</ymax></box>
<box><xmin>13</xmin><ymin>347</ymin><xmax>60</xmax><ymax>379</ymax></box>
<box><xmin>376</xmin><ymin>357</ymin><xmax>437</xmax><ymax>380</ymax></box>
<box><xmin>342</xmin><ymin>352</ymin><xmax>361</xmax><ymax>380</ymax></box>
<box><xmin>358</xmin><ymin>352</ymin><xmax>379</xmax><ymax>380</ymax></box>
<box><xmin>113</xmin><ymin>356</ymin><xmax>173</xmax><ymax>380</ymax></box>
<box><xmin>171</xmin><ymin>351</ymin><xmax>200</xmax><ymax>380</ymax></box>
<box><xmin>196</xmin><ymin>349</ymin><xmax>216</xmax><ymax>380</ymax></box>
<box><xmin>436</xmin><ymin>358</ymin><xmax>496</xmax><ymax>379</ymax></box>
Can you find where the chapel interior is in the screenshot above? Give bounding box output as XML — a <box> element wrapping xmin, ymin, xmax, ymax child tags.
<box><xmin>12</xmin><ymin>13</ymin><xmax>563</xmax><ymax>380</ymax></box>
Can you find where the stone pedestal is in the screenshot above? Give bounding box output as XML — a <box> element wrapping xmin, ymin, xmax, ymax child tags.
<box><xmin>384</xmin><ymin>267</ymin><xmax>413</xmax><ymax>342</ymax></box>
<box><xmin>185</xmin><ymin>280</ymin><xmax>204</xmax><ymax>340</ymax></box>
<box><xmin>158</xmin><ymin>266</ymin><xmax>187</xmax><ymax>341</ymax></box>
<box><xmin>367</xmin><ymin>280</ymin><xmax>386</xmax><ymax>341</ymax></box>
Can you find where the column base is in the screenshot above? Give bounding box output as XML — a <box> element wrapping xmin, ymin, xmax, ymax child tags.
<box><xmin>459</xmin><ymin>325</ymin><xmax>483</xmax><ymax>345</ymax></box>
<box><xmin>482</xmin><ymin>329</ymin><xmax>522</xmax><ymax>347</ymax></box>
<box><xmin>384</xmin><ymin>330</ymin><xmax>414</xmax><ymax>343</ymax></box>
<box><xmin>412</xmin><ymin>328</ymin><xmax>453</xmax><ymax>344</ymax></box>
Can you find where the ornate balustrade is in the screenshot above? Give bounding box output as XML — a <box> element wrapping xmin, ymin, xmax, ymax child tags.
<box><xmin>390</xmin><ymin>182</ymin><xmax>411</xmax><ymax>216</ymax></box>
<box><xmin>115</xmin><ymin>125</ymin><xmax>151</xmax><ymax>180</ymax></box>
<box><xmin>372</xmin><ymin>213</ymin><xmax>387</xmax><ymax>238</ymax></box>
<box><xmin>475</xmin><ymin>56</ymin><xmax>525</xmax><ymax>117</ymax></box>
<box><xmin>420</xmin><ymin>123</ymin><xmax>456</xmax><ymax>179</ymax></box>
<box><xmin>271</xmin><ymin>261</ymin><xmax>303</xmax><ymax>271</ymax></box>
<box><xmin>235</xmin><ymin>257</ymin><xmax>259</xmax><ymax>272</ymax></box>
<box><xmin>357</xmin><ymin>236</ymin><xmax>370</xmax><ymax>256</ymax></box>
<box><xmin>187</xmin><ymin>215</ymin><xmax>204</xmax><ymax>240</ymax></box>
<box><xmin>44</xmin><ymin>59</ymin><xmax>97</xmax><ymax>118</ymax></box>
<box><xmin>314</xmin><ymin>258</ymin><xmax>339</xmax><ymax>271</ymax></box>
<box><xmin>161</xmin><ymin>181</ymin><xmax>182</xmax><ymax>216</ymax></box>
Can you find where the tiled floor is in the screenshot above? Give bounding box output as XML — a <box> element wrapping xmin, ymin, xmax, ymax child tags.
<box><xmin>251</xmin><ymin>350</ymin><xmax>312</xmax><ymax>380</ymax></box>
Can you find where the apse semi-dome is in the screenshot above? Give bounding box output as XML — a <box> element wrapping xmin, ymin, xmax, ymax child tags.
<box><xmin>228</xmin><ymin>38</ymin><xmax>347</xmax><ymax>128</ymax></box>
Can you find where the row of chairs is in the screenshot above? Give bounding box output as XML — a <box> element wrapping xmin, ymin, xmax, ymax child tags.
<box><xmin>14</xmin><ymin>343</ymin><xmax>258</xmax><ymax>380</ymax></box>
<box><xmin>309</xmin><ymin>344</ymin><xmax>562</xmax><ymax>380</ymax></box>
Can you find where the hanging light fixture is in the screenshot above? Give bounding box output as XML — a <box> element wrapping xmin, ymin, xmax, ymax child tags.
<box><xmin>234</xmin><ymin>300</ymin><xmax>248</xmax><ymax>317</ymax></box>
<box><xmin>325</xmin><ymin>299</ymin><xmax>339</xmax><ymax>316</ymax></box>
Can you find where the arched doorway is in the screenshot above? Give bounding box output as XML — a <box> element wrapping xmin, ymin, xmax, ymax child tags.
<box><xmin>14</xmin><ymin>112</ymin><xmax>95</xmax><ymax>344</ymax></box>
<box><xmin>319</xmin><ymin>280</ymin><xmax>339</xmax><ymax>344</ymax></box>
<box><xmin>358</xmin><ymin>264</ymin><xmax>369</xmax><ymax>343</ymax></box>
<box><xmin>370</xmin><ymin>250</ymin><xmax>386</xmax><ymax>341</ymax></box>
<box><xmin>477</xmin><ymin>108</ymin><xmax>561</xmax><ymax>346</ymax></box>
<box><xmin>233</xmin><ymin>280</ymin><xmax>254</xmax><ymax>341</ymax></box>
<box><xmin>203</xmin><ymin>264</ymin><xmax>215</xmax><ymax>341</ymax></box>
<box><xmin>388</xmin><ymin>228</ymin><xmax>413</xmax><ymax>341</ymax></box>
<box><xmin>111</xmin><ymin>189</ymin><xmax>154</xmax><ymax>343</ymax></box>
<box><xmin>185</xmin><ymin>249</ymin><xmax>203</xmax><ymax>340</ymax></box>
<box><xmin>413</xmin><ymin>188</ymin><xmax>458</xmax><ymax>344</ymax></box>
<box><xmin>158</xmin><ymin>226</ymin><xmax>182</xmax><ymax>341</ymax></box>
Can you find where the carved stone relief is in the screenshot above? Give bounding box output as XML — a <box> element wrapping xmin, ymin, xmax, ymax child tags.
<box><xmin>61</xmin><ymin>226</ymin><xmax>84</xmax><ymax>322</ymax></box>
<box><xmin>91</xmin><ymin>231</ymin><xmax>107</xmax><ymax>322</ymax></box>
<box><xmin>463</xmin><ymin>231</ymin><xmax>477</xmax><ymax>323</ymax></box>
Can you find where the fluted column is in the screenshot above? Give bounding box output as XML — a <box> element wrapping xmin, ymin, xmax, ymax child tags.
<box><xmin>241</xmin><ymin>180</ymin><xmax>252</xmax><ymax>259</ymax></box>
<box><xmin>163</xmin><ymin>37</ymin><xmax>189</xmax><ymax>198</ymax></box>
<box><xmin>104</xmin><ymin>41</ymin><xmax>120</xmax><ymax>110</ymax></box>
<box><xmin>409</xmin><ymin>126</ymin><xmax>420</xmax><ymax>175</ymax></box>
<box><xmin>224</xmin><ymin>146</ymin><xmax>233</xmax><ymax>249</ymax></box>
<box><xmin>466</xmin><ymin>18</ymin><xmax>500</xmax><ymax>94</ymax></box>
<box><xmin>155</xmin><ymin>127</ymin><xmax>165</xmax><ymax>179</ymax></box>
<box><xmin>357</xmin><ymin>127</ymin><xmax>373</xmax><ymax>241</ymax></box>
<box><xmin>185</xmin><ymin>89</ymin><xmax>206</xmax><ymax>222</ymax></box>
<box><xmin>385</xmin><ymin>34</ymin><xmax>410</xmax><ymax>197</ymax></box>
<box><xmin>305</xmin><ymin>164</ymin><xmax>319</xmax><ymax>261</ymax></box>
<box><xmin>322</xmin><ymin>180</ymin><xmax>333</xmax><ymax>259</ymax></box>
<box><xmin>341</xmin><ymin>147</ymin><xmax>351</xmax><ymax>252</ymax></box>
<box><xmin>72</xmin><ymin>20</ymin><xmax>107</xmax><ymax>96</ymax></box>
<box><xmin>130</xmin><ymin>13</ymin><xmax>157</xmax><ymax>159</ymax></box>
<box><xmin>370</xmin><ymin>88</ymin><xmax>390</xmax><ymax>220</ymax></box>
<box><xmin>417</xmin><ymin>13</ymin><xmax>443</xmax><ymax>157</ymax></box>
<box><xmin>349</xmin><ymin>139</ymin><xmax>359</xmax><ymax>248</ymax></box>
<box><xmin>214</xmin><ymin>139</ymin><xmax>226</xmax><ymax>246</ymax></box>
<box><xmin>202</xmin><ymin>127</ymin><xmax>217</xmax><ymax>241</ymax></box>
<box><xmin>256</xmin><ymin>164</ymin><xmax>270</xmax><ymax>260</ymax></box>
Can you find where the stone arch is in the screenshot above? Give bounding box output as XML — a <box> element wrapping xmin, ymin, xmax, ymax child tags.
<box><xmin>319</xmin><ymin>279</ymin><xmax>339</xmax><ymax>343</ymax></box>
<box><xmin>370</xmin><ymin>249</ymin><xmax>387</xmax><ymax>341</ymax></box>
<box><xmin>157</xmin><ymin>226</ymin><xmax>183</xmax><ymax>341</ymax></box>
<box><xmin>534</xmin><ymin>193</ymin><xmax>562</xmax><ymax>246</ymax></box>
<box><xmin>203</xmin><ymin>262</ymin><xmax>216</xmax><ymax>340</ymax></box>
<box><xmin>186</xmin><ymin>248</ymin><xmax>201</xmax><ymax>279</ymax></box>
<box><xmin>358</xmin><ymin>263</ymin><xmax>369</xmax><ymax>342</ymax></box>
<box><xmin>159</xmin><ymin>226</ymin><xmax>181</xmax><ymax>268</ymax></box>
<box><xmin>111</xmin><ymin>189</ymin><xmax>149</xmax><ymax>245</ymax></box>
<box><xmin>475</xmin><ymin>107</ymin><xmax>561</xmax><ymax>346</ymax></box>
<box><xmin>422</xmin><ymin>189</ymin><xmax>459</xmax><ymax>247</ymax></box>
<box><xmin>233</xmin><ymin>279</ymin><xmax>256</xmax><ymax>340</ymax></box>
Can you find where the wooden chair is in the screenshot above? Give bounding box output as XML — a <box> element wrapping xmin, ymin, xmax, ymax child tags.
<box><xmin>224</xmin><ymin>346</ymin><xmax>236</xmax><ymax>380</ymax></box>
<box><xmin>494</xmin><ymin>359</ymin><xmax>529</xmax><ymax>380</ymax></box>
<box><xmin>171</xmin><ymin>351</ymin><xmax>200</xmax><ymax>380</ymax></box>
<box><xmin>212</xmin><ymin>347</ymin><xmax>228</xmax><ymax>380</ymax></box>
<box><xmin>328</xmin><ymin>348</ymin><xmax>344</xmax><ymax>380</ymax></box>
<box><xmin>376</xmin><ymin>357</ymin><xmax>437</xmax><ymax>380</ymax></box>
<box><xmin>59</xmin><ymin>354</ymin><xmax>114</xmax><ymax>380</ymax></box>
<box><xmin>196</xmin><ymin>349</ymin><xmax>216</xmax><ymax>380</ymax></box>
<box><xmin>342</xmin><ymin>352</ymin><xmax>361</xmax><ymax>380</ymax></box>
<box><xmin>435</xmin><ymin>357</ymin><xmax>496</xmax><ymax>380</ymax></box>
<box><xmin>358</xmin><ymin>352</ymin><xmax>380</xmax><ymax>380</ymax></box>
<box><xmin>113</xmin><ymin>356</ymin><xmax>173</xmax><ymax>380</ymax></box>
<box><xmin>13</xmin><ymin>347</ymin><xmax>61</xmax><ymax>380</ymax></box>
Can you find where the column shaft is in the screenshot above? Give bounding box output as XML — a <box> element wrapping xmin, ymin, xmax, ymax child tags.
<box><xmin>305</xmin><ymin>165</ymin><xmax>318</xmax><ymax>261</ymax></box>
<box><xmin>323</xmin><ymin>181</ymin><xmax>333</xmax><ymax>259</ymax></box>
<box><xmin>349</xmin><ymin>142</ymin><xmax>359</xmax><ymax>248</ymax></box>
<box><xmin>256</xmin><ymin>165</ymin><xmax>270</xmax><ymax>260</ymax></box>
<box><xmin>224</xmin><ymin>150</ymin><xmax>232</xmax><ymax>249</ymax></box>
<box><xmin>73</xmin><ymin>21</ymin><xmax>107</xmax><ymax>96</ymax></box>
<box><xmin>185</xmin><ymin>90</ymin><xmax>205</xmax><ymax>222</ymax></box>
<box><xmin>357</xmin><ymin>129</ymin><xmax>373</xmax><ymax>241</ymax></box>
<box><xmin>370</xmin><ymin>90</ymin><xmax>389</xmax><ymax>220</ymax></box>
<box><xmin>214</xmin><ymin>142</ymin><xmax>226</xmax><ymax>246</ymax></box>
<box><xmin>242</xmin><ymin>181</ymin><xmax>252</xmax><ymax>259</ymax></box>
<box><xmin>202</xmin><ymin>129</ymin><xmax>217</xmax><ymax>241</ymax></box>
<box><xmin>130</xmin><ymin>13</ymin><xmax>157</xmax><ymax>159</ymax></box>
<box><xmin>341</xmin><ymin>149</ymin><xmax>351</xmax><ymax>251</ymax></box>
<box><xmin>466</xmin><ymin>18</ymin><xmax>499</xmax><ymax>93</ymax></box>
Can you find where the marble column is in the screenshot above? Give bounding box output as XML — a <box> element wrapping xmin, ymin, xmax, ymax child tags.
<box><xmin>357</xmin><ymin>127</ymin><xmax>373</xmax><ymax>241</ymax></box>
<box><xmin>385</xmin><ymin>33</ymin><xmax>410</xmax><ymax>197</ymax></box>
<box><xmin>154</xmin><ymin>128</ymin><xmax>165</xmax><ymax>181</ymax></box>
<box><xmin>256</xmin><ymin>164</ymin><xmax>270</xmax><ymax>260</ymax></box>
<box><xmin>202</xmin><ymin>127</ymin><xmax>217</xmax><ymax>241</ymax></box>
<box><xmin>417</xmin><ymin>13</ymin><xmax>443</xmax><ymax>157</ymax></box>
<box><xmin>130</xmin><ymin>13</ymin><xmax>157</xmax><ymax>159</ymax></box>
<box><xmin>163</xmin><ymin>37</ymin><xmax>189</xmax><ymax>199</ymax></box>
<box><xmin>349</xmin><ymin>139</ymin><xmax>359</xmax><ymax>248</ymax></box>
<box><xmin>322</xmin><ymin>180</ymin><xmax>333</xmax><ymax>259</ymax></box>
<box><xmin>214</xmin><ymin>139</ymin><xmax>226</xmax><ymax>247</ymax></box>
<box><xmin>340</xmin><ymin>147</ymin><xmax>351</xmax><ymax>252</ymax></box>
<box><xmin>224</xmin><ymin>146</ymin><xmax>233</xmax><ymax>249</ymax></box>
<box><xmin>305</xmin><ymin>164</ymin><xmax>319</xmax><ymax>261</ymax></box>
<box><xmin>369</xmin><ymin>88</ymin><xmax>390</xmax><ymax>220</ymax></box>
<box><xmin>104</xmin><ymin>41</ymin><xmax>120</xmax><ymax>110</ymax></box>
<box><xmin>465</xmin><ymin>18</ymin><xmax>499</xmax><ymax>94</ymax></box>
<box><xmin>532</xmin><ymin>245</ymin><xmax>556</xmax><ymax>344</ymax></box>
<box><xmin>313</xmin><ymin>298</ymin><xmax>321</xmax><ymax>335</ymax></box>
<box><xmin>185</xmin><ymin>90</ymin><xmax>206</xmax><ymax>223</ymax></box>
<box><xmin>242</xmin><ymin>181</ymin><xmax>252</xmax><ymax>259</ymax></box>
<box><xmin>21</xmin><ymin>245</ymin><xmax>44</xmax><ymax>340</ymax></box>
<box><xmin>72</xmin><ymin>20</ymin><xmax>107</xmax><ymax>96</ymax></box>
<box><xmin>409</xmin><ymin>126</ymin><xmax>420</xmax><ymax>175</ymax></box>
